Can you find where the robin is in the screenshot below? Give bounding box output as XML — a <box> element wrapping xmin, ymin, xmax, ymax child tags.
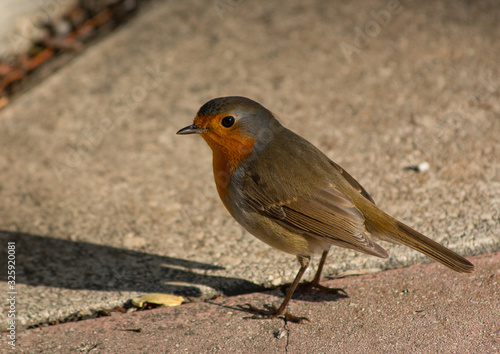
<box><xmin>177</xmin><ymin>96</ymin><xmax>474</xmax><ymax>323</ymax></box>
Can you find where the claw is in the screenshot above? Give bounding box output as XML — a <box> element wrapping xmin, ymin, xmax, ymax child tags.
<box><xmin>242</xmin><ymin>303</ymin><xmax>310</xmax><ymax>323</ymax></box>
<box><xmin>306</xmin><ymin>282</ymin><xmax>348</xmax><ymax>296</ymax></box>
<box><xmin>282</xmin><ymin>308</ymin><xmax>310</xmax><ymax>324</ymax></box>
<box><xmin>287</xmin><ymin>282</ymin><xmax>348</xmax><ymax>297</ymax></box>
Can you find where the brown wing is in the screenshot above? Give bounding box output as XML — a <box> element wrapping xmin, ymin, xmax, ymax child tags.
<box><xmin>244</xmin><ymin>180</ymin><xmax>388</xmax><ymax>258</ymax></box>
<box><xmin>328</xmin><ymin>160</ymin><xmax>376</xmax><ymax>205</ymax></box>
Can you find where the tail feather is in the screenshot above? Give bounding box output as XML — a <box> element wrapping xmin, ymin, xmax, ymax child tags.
<box><xmin>365</xmin><ymin>205</ymin><xmax>475</xmax><ymax>273</ymax></box>
<box><xmin>391</xmin><ymin>220</ymin><xmax>474</xmax><ymax>273</ymax></box>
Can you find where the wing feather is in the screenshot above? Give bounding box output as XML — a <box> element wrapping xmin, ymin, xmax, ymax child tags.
<box><xmin>243</xmin><ymin>179</ymin><xmax>388</xmax><ymax>258</ymax></box>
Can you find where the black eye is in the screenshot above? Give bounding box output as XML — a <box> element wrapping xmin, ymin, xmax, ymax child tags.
<box><xmin>221</xmin><ymin>116</ymin><xmax>235</xmax><ymax>128</ymax></box>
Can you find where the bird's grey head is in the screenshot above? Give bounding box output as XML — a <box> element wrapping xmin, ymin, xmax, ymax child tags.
<box><xmin>196</xmin><ymin>96</ymin><xmax>284</xmax><ymax>144</ymax></box>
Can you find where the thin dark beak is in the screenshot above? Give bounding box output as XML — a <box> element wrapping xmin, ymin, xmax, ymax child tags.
<box><xmin>176</xmin><ymin>124</ymin><xmax>207</xmax><ymax>135</ymax></box>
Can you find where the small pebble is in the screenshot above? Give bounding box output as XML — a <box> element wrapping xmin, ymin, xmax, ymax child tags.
<box><xmin>405</xmin><ymin>161</ymin><xmax>430</xmax><ymax>173</ymax></box>
<box><xmin>274</xmin><ymin>329</ymin><xmax>287</xmax><ymax>339</ymax></box>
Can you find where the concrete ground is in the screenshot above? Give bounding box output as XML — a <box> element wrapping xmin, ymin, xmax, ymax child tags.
<box><xmin>0</xmin><ymin>0</ymin><xmax>499</xmax><ymax>350</ymax></box>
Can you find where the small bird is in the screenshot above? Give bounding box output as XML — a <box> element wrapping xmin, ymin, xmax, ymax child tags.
<box><xmin>177</xmin><ymin>96</ymin><xmax>474</xmax><ymax>322</ymax></box>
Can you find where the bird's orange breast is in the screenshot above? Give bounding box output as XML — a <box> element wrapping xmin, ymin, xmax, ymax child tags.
<box><xmin>201</xmin><ymin>128</ymin><xmax>255</xmax><ymax>209</ymax></box>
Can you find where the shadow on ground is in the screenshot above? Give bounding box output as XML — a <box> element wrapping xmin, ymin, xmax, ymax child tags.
<box><xmin>0</xmin><ymin>231</ymin><xmax>263</xmax><ymax>297</ymax></box>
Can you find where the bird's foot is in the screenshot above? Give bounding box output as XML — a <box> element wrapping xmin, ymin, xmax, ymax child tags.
<box><xmin>283</xmin><ymin>280</ymin><xmax>348</xmax><ymax>298</ymax></box>
<box><xmin>241</xmin><ymin>303</ymin><xmax>310</xmax><ymax>324</ymax></box>
<box><xmin>300</xmin><ymin>281</ymin><xmax>348</xmax><ymax>296</ymax></box>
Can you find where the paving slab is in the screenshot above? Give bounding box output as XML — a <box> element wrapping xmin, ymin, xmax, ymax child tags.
<box><xmin>1</xmin><ymin>0</ymin><xmax>499</xmax><ymax>330</ymax></box>
<box><xmin>12</xmin><ymin>252</ymin><xmax>500</xmax><ymax>353</ymax></box>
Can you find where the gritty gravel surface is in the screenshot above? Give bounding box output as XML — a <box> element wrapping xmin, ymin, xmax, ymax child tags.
<box><xmin>0</xmin><ymin>0</ymin><xmax>499</xmax><ymax>329</ymax></box>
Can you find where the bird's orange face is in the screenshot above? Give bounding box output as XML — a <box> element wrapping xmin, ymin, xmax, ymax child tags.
<box><xmin>177</xmin><ymin>96</ymin><xmax>273</xmax><ymax>205</ymax></box>
<box><xmin>193</xmin><ymin>113</ymin><xmax>256</xmax><ymax>170</ymax></box>
<box><xmin>191</xmin><ymin>113</ymin><xmax>256</xmax><ymax>203</ymax></box>
<box><xmin>193</xmin><ymin>113</ymin><xmax>254</xmax><ymax>152</ymax></box>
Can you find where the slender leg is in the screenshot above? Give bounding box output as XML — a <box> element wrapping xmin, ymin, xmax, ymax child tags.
<box><xmin>301</xmin><ymin>250</ymin><xmax>347</xmax><ymax>295</ymax></box>
<box><xmin>311</xmin><ymin>250</ymin><xmax>329</xmax><ymax>285</ymax></box>
<box><xmin>274</xmin><ymin>255</ymin><xmax>310</xmax><ymax>317</ymax></box>
<box><xmin>244</xmin><ymin>251</ymin><xmax>347</xmax><ymax>323</ymax></box>
<box><xmin>245</xmin><ymin>255</ymin><xmax>311</xmax><ymax>323</ymax></box>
